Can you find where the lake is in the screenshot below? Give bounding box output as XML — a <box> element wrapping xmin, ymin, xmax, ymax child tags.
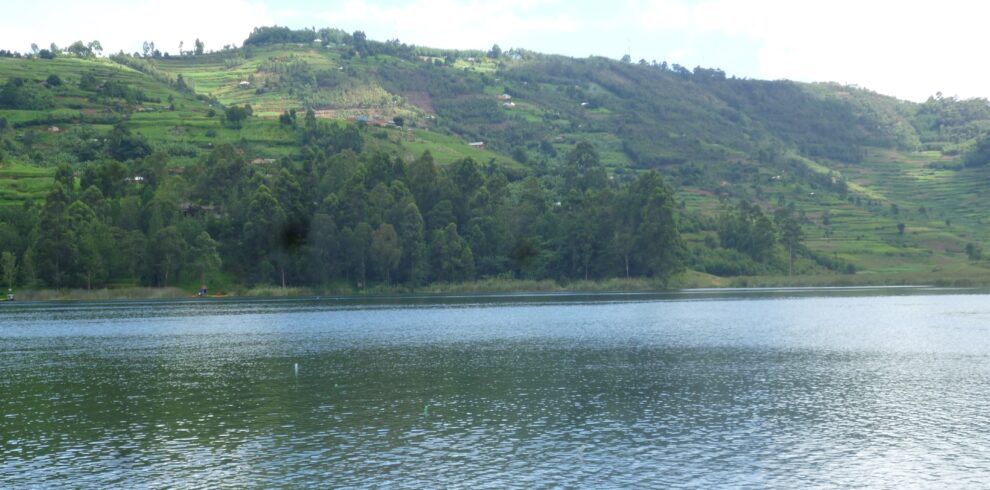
<box><xmin>3</xmin><ymin>288</ymin><xmax>990</xmax><ymax>488</ymax></box>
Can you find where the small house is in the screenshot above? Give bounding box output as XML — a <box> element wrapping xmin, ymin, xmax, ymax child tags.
<box><xmin>497</xmin><ymin>93</ymin><xmax>512</xmax><ymax>100</ymax></box>
<box><xmin>502</xmin><ymin>102</ymin><xmax>515</xmax><ymax>108</ymax></box>
<box><xmin>250</xmin><ymin>158</ymin><xmax>277</xmax><ymax>165</ymax></box>
<box><xmin>48</xmin><ymin>126</ymin><xmax>61</xmax><ymax>133</ymax></box>
<box><xmin>469</xmin><ymin>141</ymin><xmax>485</xmax><ymax>149</ymax></box>
<box><xmin>238</xmin><ymin>81</ymin><xmax>251</xmax><ymax>88</ymax></box>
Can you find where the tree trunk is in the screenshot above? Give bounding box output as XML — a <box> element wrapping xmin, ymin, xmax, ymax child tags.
<box><xmin>281</xmin><ymin>265</ymin><xmax>286</xmax><ymax>289</ymax></box>
<box><xmin>624</xmin><ymin>254</ymin><xmax>630</xmax><ymax>278</ymax></box>
<box><xmin>788</xmin><ymin>244</ymin><xmax>794</xmax><ymax>276</ymax></box>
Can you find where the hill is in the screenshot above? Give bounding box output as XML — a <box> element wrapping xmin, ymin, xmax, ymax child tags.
<box><xmin>2</xmin><ymin>26</ymin><xmax>990</xmax><ymax>292</ymax></box>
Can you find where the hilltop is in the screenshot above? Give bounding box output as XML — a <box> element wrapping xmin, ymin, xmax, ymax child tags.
<box><xmin>2</xmin><ymin>26</ymin><xmax>990</xmax><ymax>293</ymax></box>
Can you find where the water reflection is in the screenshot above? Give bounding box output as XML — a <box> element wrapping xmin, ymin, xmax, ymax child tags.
<box><xmin>3</xmin><ymin>289</ymin><xmax>990</xmax><ymax>487</ymax></box>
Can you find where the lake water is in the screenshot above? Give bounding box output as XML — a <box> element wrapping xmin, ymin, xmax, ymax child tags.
<box><xmin>3</xmin><ymin>288</ymin><xmax>990</xmax><ymax>488</ymax></box>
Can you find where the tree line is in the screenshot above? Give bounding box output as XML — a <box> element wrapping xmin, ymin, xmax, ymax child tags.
<box><xmin>0</xmin><ymin>121</ymin><xmax>686</xmax><ymax>291</ymax></box>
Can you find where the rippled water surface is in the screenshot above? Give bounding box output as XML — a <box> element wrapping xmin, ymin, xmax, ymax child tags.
<box><xmin>4</xmin><ymin>288</ymin><xmax>990</xmax><ymax>488</ymax></box>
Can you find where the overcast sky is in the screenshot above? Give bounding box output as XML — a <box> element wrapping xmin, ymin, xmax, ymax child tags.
<box><xmin>1</xmin><ymin>0</ymin><xmax>985</xmax><ymax>102</ymax></box>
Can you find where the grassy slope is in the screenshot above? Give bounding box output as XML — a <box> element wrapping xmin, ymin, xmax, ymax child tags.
<box><xmin>3</xmin><ymin>45</ymin><xmax>990</xmax><ymax>284</ymax></box>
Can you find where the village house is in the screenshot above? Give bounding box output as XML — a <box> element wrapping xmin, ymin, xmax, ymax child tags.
<box><xmin>238</xmin><ymin>81</ymin><xmax>251</xmax><ymax>88</ymax></box>
<box><xmin>469</xmin><ymin>141</ymin><xmax>485</xmax><ymax>149</ymax></box>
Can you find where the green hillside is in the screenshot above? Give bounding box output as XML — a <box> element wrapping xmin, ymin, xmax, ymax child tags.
<box><xmin>3</xmin><ymin>26</ymin><xmax>990</xmax><ymax>293</ymax></box>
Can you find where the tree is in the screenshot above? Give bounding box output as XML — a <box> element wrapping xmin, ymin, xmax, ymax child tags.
<box><xmin>67</xmin><ymin>40</ymin><xmax>93</xmax><ymax>58</ymax></box>
<box><xmin>190</xmin><ymin>231</ymin><xmax>221</xmax><ymax>287</ymax></box>
<box><xmin>194</xmin><ymin>38</ymin><xmax>205</xmax><ymax>56</ymax></box>
<box><xmin>352</xmin><ymin>31</ymin><xmax>368</xmax><ymax>55</ymax></box>
<box><xmin>635</xmin><ymin>173</ymin><xmax>684</xmax><ymax>282</ymax></box>
<box><xmin>224</xmin><ymin>105</ymin><xmax>251</xmax><ymax>128</ymax></box>
<box><xmin>119</xmin><ymin>230</ymin><xmax>147</xmax><ymax>281</ymax></box>
<box><xmin>370</xmin><ymin>223</ymin><xmax>402</xmax><ymax>285</ymax></box>
<box><xmin>343</xmin><ymin>223</ymin><xmax>373</xmax><ymax>287</ymax></box>
<box><xmin>395</xmin><ymin>202</ymin><xmax>427</xmax><ymax>285</ymax></box>
<box><xmin>107</xmin><ymin>125</ymin><xmax>152</xmax><ymax>161</ymax></box>
<box><xmin>489</xmin><ymin>44</ymin><xmax>502</xmax><ymax>59</ymax></box>
<box><xmin>35</xmin><ymin>182</ymin><xmax>75</xmax><ymax>289</ymax></box>
<box><xmin>966</xmin><ymin>243</ymin><xmax>982</xmax><ymax>261</ymax></box>
<box><xmin>429</xmin><ymin>223</ymin><xmax>474</xmax><ymax>282</ymax></box>
<box><xmin>68</xmin><ymin>200</ymin><xmax>109</xmax><ymax>289</ymax></box>
<box><xmin>1</xmin><ymin>251</ymin><xmax>17</xmax><ymax>291</ymax></box>
<box><xmin>965</xmin><ymin>134</ymin><xmax>990</xmax><ymax>167</ymax></box>
<box><xmin>0</xmin><ymin>78</ymin><xmax>55</xmax><ymax>109</ymax></box>
<box><xmin>564</xmin><ymin>141</ymin><xmax>606</xmax><ymax>191</ymax></box>
<box><xmin>242</xmin><ymin>184</ymin><xmax>286</xmax><ymax>285</ymax></box>
<box><xmin>307</xmin><ymin>213</ymin><xmax>339</xmax><ymax>286</ymax></box>
<box><xmin>719</xmin><ymin>201</ymin><xmax>775</xmax><ymax>263</ymax></box>
<box><xmin>149</xmin><ymin>226</ymin><xmax>187</xmax><ymax>286</ymax></box>
<box><xmin>53</xmin><ymin>164</ymin><xmax>74</xmax><ymax>194</ymax></box>
<box><xmin>775</xmin><ymin>207</ymin><xmax>803</xmax><ymax>276</ymax></box>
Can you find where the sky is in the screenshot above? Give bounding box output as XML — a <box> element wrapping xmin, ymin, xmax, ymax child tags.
<box><xmin>1</xmin><ymin>0</ymin><xmax>986</xmax><ymax>102</ymax></box>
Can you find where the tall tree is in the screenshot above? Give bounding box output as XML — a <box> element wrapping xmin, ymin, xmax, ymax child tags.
<box><xmin>630</xmin><ymin>171</ymin><xmax>684</xmax><ymax>283</ymax></box>
<box><xmin>242</xmin><ymin>184</ymin><xmax>285</xmax><ymax>285</ymax></box>
<box><xmin>306</xmin><ymin>213</ymin><xmax>339</xmax><ymax>286</ymax></box>
<box><xmin>35</xmin><ymin>182</ymin><xmax>75</xmax><ymax>289</ymax></box>
<box><xmin>430</xmin><ymin>223</ymin><xmax>475</xmax><ymax>282</ymax></box>
<box><xmin>370</xmin><ymin>223</ymin><xmax>402</xmax><ymax>285</ymax></box>
<box><xmin>564</xmin><ymin>141</ymin><xmax>607</xmax><ymax>192</ymax></box>
<box><xmin>395</xmin><ymin>202</ymin><xmax>427</xmax><ymax>285</ymax></box>
<box><xmin>149</xmin><ymin>226</ymin><xmax>187</xmax><ymax>287</ymax></box>
<box><xmin>1</xmin><ymin>251</ymin><xmax>16</xmax><ymax>291</ymax></box>
<box><xmin>190</xmin><ymin>231</ymin><xmax>222</xmax><ymax>287</ymax></box>
<box><xmin>775</xmin><ymin>206</ymin><xmax>803</xmax><ymax>276</ymax></box>
<box><xmin>68</xmin><ymin>200</ymin><xmax>109</xmax><ymax>289</ymax></box>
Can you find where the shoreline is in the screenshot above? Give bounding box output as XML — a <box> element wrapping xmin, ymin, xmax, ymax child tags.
<box><xmin>6</xmin><ymin>270</ymin><xmax>990</xmax><ymax>302</ymax></box>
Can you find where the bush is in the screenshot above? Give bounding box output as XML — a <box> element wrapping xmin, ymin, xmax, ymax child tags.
<box><xmin>0</xmin><ymin>78</ymin><xmax>55</xmax><ymax>109</ymax></box>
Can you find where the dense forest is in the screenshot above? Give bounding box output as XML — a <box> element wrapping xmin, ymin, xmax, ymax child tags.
<box><xmin>0</xmin><ymin>117</ymin><xmax>692</xmax><ymax>290</ymax></box>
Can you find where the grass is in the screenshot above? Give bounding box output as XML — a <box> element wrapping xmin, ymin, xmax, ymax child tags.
<box><xmin>17</xmin><ymin>266</ymin><xmax>990</xmax><ymax>302</ymax></box>
<box><xmin>0</xmin><ymin>161</ymin><xmax>54</xmax><ymax>204</ymax></box>
<box><xmin>15</xmin><ymin>287</ymin><xmax>187</xmax><ymax>301</ymax></box>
